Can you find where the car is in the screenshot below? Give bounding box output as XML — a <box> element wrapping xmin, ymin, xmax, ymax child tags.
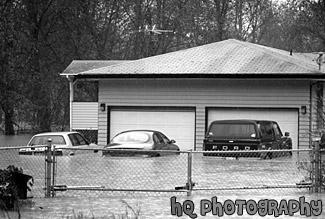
<box><xmin>203</xmin><ymin>120</ymin><xmax>292</xmax><ymax>158</ymax></box>
<box><xmin>18</xmin><ymin>131</ymin><xmax>101</xmax><ymax>156</ymax></box>
<box><xmin>102</xmin><ymin>130</ymin><xmax>180</xmax><ymax>157</ymax></box>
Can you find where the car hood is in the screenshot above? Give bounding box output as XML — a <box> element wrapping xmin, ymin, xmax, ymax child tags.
<box><xmin>105</xmin><ymin>143</ymin><xmax>153</xmax><ymax>150</ymax></box>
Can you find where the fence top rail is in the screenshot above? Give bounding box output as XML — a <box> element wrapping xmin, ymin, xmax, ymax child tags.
<box><xmin>1</xmin><ymin>145</ymin><xmax>313</xmax><ymax>154</ymax></box>
<box><xmin>193</xmin><ymin>149</ymin><xmax>312</xmax><ymax>153</ymax></box>
<box><xmin>0</xmin><ymin>145</ymin><xmax>47</xmax><ymax>150</ymax></box>
<box><xmin>56</xmin><ymin>147</ymin><xmax>186</xmax><ymax>153</ymax></box>
<box><xmin>46</xmin><ymin>147</ymin><xmax>313</xmax><ymax>153</ymax></box>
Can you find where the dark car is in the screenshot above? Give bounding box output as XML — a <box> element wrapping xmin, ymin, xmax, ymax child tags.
<box><xmin>203</xmin><ymin>120</ymin><xmax>292</xmax><ymax>158</ymax></box>
<box><xmin>102</xmin><ymin>130</ymin><xmax>180</xmax><ymax>157</ymax></box>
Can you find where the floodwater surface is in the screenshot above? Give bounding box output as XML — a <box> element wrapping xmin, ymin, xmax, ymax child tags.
<box><xmin>0</xmin><ymin>135</ymin><xmax>324</xmax><ymax>219</ymax></box>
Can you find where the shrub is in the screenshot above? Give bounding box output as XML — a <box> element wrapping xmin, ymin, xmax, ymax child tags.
<box><xmin>0</xmin><ymin>165</ymin><xmax>33</xmax><ymax>211</ymax></box>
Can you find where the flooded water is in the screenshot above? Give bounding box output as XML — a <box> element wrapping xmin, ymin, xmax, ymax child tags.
<box><xmin>0</xmin><ymin>134</ymin><xmax>33</xmax><ymax>147</ymax></box>
<box><xmin>1</xmin><ymin>134</ymin><xmax>325</xmax><ymax>219</ymax></box>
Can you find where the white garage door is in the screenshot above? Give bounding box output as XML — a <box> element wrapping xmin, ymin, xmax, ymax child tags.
<box><xmin>110</xmin><ymin>109</ymin><xmax>195</xmax><ymax>151</ymax></box>
<box><xmin>207</xmin><ymin>108</ymin><xmax>299</xmax><ymax>149</ymax></box>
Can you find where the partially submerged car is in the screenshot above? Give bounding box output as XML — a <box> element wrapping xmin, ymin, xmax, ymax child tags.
<box><xmin>19</xmin><ymin>131</ymin><xmax>100</xmax><ymax>156</ymax></box>
<box><xmin>203</xmin><ymin>120</ymin><xmax>292</xmax><ymax>158</ymax></box>
<box><xmin>102</xmin><ymin>130</ymin><xmax>180</xmax><ymax>157</ymax></box>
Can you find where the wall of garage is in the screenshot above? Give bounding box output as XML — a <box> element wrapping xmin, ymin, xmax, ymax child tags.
<box><xmin>97</xmin><ymin>78</ymin><xmax>311</xmax><ymax>150</ymax></box>
<box><xmin>71</xmin><ymin>102</ymin><xmax>98</xmax><ymax>130</ymax></box>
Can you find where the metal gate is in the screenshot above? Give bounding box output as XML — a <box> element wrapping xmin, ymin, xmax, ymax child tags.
<box><xmin>45</xmin><ymin>142</ymin><xmax>324</xmax><ymax>197</ymax></box>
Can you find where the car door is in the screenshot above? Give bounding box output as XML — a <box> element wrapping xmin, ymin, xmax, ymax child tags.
<box><xmin>159</xmin><ymin>132</ymin><xmax>178</xmax><ymax>151</ymax></box>
<box><xmin>272</xmin><ymin>122</ymin><xmax>283</xmax><ymax>149</ymax></box>
<box><xmin>68</xmin><ymin>133</ymin><xmax>91</xmax><ymax>154</ymax></box>
<box><xmin>260</xmin><ymin>122</ymin><xmax>278</xmax><ymax>149</ymax></box>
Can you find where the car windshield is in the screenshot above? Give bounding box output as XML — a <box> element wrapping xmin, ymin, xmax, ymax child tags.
<box><xmin>29</xmin><ymin>135</ymin><xmax>66</xmax><ymax>146</ymax></box>
<box><xmin>111</xmin><ymin>132</ymin><xmax>151</xmax><ymax>144</ymax></box>
<box><xmin>208</xmin><ymin>123</ymin><xmax>257</xmax><ymax>139</ymax></box>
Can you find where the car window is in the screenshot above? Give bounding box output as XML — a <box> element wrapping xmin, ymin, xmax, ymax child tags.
<box><xmin>154</xmin><ymin>133</ymin><xmax>164</xmax><ymax>144</ymax></box>
<box><xmin>208</xmin><ymin>123</ymin><xmax>256</xmax><ymax>139</ymax></box>
<box><xmin>68</xmin><ymin>133</ymin><xmax>88</xmax><ymax>146</ymax></box>
<box><xmin>29</xmin><ymin>135</ymin><xmax>66</xmax><ymax>146</ymax></box>
<box><xmin>112</xmin><ymin>132</ymin><xmax>151</xmax><ymax>144</ymax></box>
<box><xmin>153</xmin><ymin>134</ymin><xmax>160</xmax><ymax>144</ymax></box>
<box><xmin>260</xmin><ymin>123</ymin><xmax>274</xmax><ymax>140</ymax></box>
<box><xmin>273</xmin><ymin>123</ymin><xmax>282</xmax><ymax>137</ymax></box>
<box><xmin>159</xmin><ymin>132</ymin><xmax>170</xmax><ymax>144</ymax></box>
<box><xmin>259</xmin><ymin>124</ymin><xmax>266</xmax><ymax>136</ymax></box>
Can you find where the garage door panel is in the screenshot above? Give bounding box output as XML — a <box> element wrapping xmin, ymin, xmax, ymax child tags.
<box><xmin>110</xmin><ymin>110</ymin><xmax>195</xmax><ymax>151</ymax></box>
<box><xmin>208</xmin><ymin>108</ymin><xmax>298</xmax><ymax>149</ymax></box>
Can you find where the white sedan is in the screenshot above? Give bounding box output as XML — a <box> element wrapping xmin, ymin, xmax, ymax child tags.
<box><xmin>18</xmin><ymin>131</ymin><xmax>101</xmax><ymax>156</ymax></box>
<box><xmin>102</xmin><ymin>130</ymin><xmax>180</xmax><ymax>157</ymax></box>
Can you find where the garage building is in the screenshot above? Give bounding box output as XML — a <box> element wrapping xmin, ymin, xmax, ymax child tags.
<box><xmin>61</xmin><ymin>39</ymin><xmax>325</xmax><ymax>150</ymax></box>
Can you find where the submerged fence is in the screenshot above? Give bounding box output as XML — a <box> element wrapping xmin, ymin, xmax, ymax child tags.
<box><xmin>0</xmin><ymin>141</ymin><xmax>324</xmax><ymax>199</ymax></box>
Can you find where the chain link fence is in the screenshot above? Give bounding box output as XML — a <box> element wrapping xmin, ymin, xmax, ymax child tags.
<box><xmin>52</xmin><ymin>150</ymin><xmax>189</xmax><ymax>197</ymax></box>
<box><xmin>192</xmin><ymin>150</ymin><xmax>312</xmax><ymax>193</ymax></box>
<box><xmin>50</xmin><ymin>147</ymin><xmax>319</xmax><ymax>197</ymax></box>
<box><xmin>1</xmin><ymin>144</ymin><xmax>324</xmax><ymax>199</ymax></box>
<box><xmin>73</xmin><ymin>130</ymin><xmax>98</xmax><ymax>144</ymax></box>
<box><xmin>0</xmin><ymin>146</ymin><xmax>47</xmax><ymax>198</ymax></box>
<box><xmin>321</xmin><ymin>149</ymin><xmax>325</xmax><ymax>189</ymax></box>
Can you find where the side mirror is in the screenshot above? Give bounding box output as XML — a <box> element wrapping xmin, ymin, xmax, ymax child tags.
<box><xmin>169</xmin><ymin>140</ymin><xmax>176</xmax><ymax>144</ymax></box>
<box><xmin>285</xmin><ymin>132</ymin><xmax>290</xmax><ymax>137</ymax></box>
<box><xmin>207</xmin><ymin>132</ymin><xmax>213</xmax><ymax>138</ymax></box>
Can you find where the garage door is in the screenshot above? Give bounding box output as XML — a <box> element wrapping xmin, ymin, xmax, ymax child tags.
<box><xmin>110</xmin><ymin>108</ymin><xmax>195</xmax><ymax>151</ymax></box>
<box><xmin>207</xmin><ymin>108</ymin><xmax>299</xmax><ymax>149</ymax></box>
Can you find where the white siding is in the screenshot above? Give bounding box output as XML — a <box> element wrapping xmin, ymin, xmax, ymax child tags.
<box><xmin>98</xmin><ymin>79</ymin><xmax>311</xmax><ymax>149</ymax></box>
<box><xmin>72</xmin><ymin>102</ymin><xmax>98</xmax><ymax>130</ymax></box>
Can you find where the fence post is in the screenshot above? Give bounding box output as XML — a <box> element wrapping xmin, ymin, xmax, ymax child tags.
<box><xmin>314</xmin><ymin>141</ymin><xmax>321</xmax><ymax>192</ymax></box>
<box><xmin>187</xmin><ymin>150</ymin><xmax>193</xmax><ymax>196</ymax></box>
<box><xmin>52</xmin><ymin>145</ymin><xmax>56</xmax><ymax>197</ymax></box>
<box><xmin>45</xmin><ymin>138</ymin><xmax>52</xmax><ymax>198</ymax></box>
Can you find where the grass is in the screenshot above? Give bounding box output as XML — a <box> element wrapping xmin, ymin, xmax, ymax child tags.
<box><xmin>0</xmin><ymin>199</ymin><xmax>143</xmax><ymax>219</ymax></box>
<box><xmin>65</xmin><ymin>200</ymin><xmax>143</xmax><ymax>219</ymax></box>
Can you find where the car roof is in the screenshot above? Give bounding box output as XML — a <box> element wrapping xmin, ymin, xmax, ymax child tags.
<box><xmin>33</xmin><ymin>131</ymin><xmax>80</xmax><ymax>137</ymax></box>
<box><xmin>210</xmin><ymin>119</ymin><xmax>277</xmax><ymax>124</ymax></box>
<box><xmin>117</xmin><ymin>130</ymin><xmax>158</xmax><ymax>134</ymax></box>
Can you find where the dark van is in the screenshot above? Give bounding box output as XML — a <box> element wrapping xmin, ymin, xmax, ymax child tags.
<box><xmin>203</xmin><ymin>120</ymin><xmax>292</xmax><ymax>158</ymax></box>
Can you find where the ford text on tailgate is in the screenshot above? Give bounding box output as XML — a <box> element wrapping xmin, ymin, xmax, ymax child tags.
<box><xmin>203</xmin><ymin>120</ymin><xmax>292</xmax><ymax>159</ymax></box>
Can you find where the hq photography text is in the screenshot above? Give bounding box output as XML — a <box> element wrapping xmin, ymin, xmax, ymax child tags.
<box><xmin>170</xmin><ymin>196</ymin><xmax>322</xmax><ymax>218</ymax></box>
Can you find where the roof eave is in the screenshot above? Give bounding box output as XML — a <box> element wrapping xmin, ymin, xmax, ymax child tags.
<box><xmin>63</xmin><ymin>73</ymin><xmax>325</xmax><ymax>80</ymax></box>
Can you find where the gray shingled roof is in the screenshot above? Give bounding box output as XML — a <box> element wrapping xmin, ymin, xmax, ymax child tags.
<box><xmin>61</xmin><ymin>39</ymin><xmax>325</xmax><ymax>78</ymax></box>
<box><xmin>62</xmin><ymin>60</ymin><xmax>128</xmax><ymax>74</ymax></box>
